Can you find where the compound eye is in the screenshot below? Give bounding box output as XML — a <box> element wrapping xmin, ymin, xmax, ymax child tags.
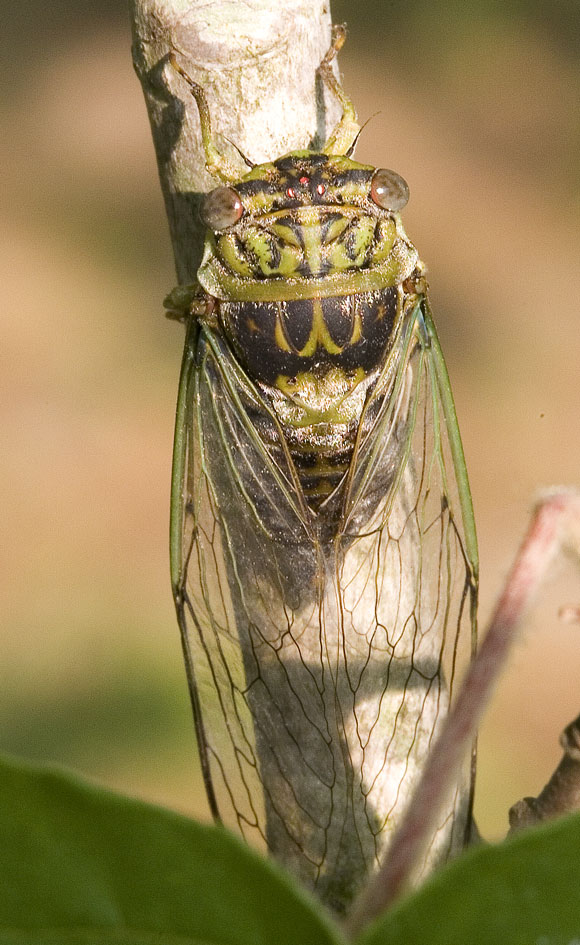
<box><xmin>201</xmin><ymin>186</ymin><xmax>244</xmax><ymax>230</ymax></box>
<box><xmin>370</xmin><ymin>168</ymin><xmax>409</xmax><ymax>212</ymax></box>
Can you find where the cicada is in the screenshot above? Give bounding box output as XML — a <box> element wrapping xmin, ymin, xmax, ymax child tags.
<box><xmin>167</xmin><ymin>28</ymin><xmax>478</xmax><ymax>914</ymax></box>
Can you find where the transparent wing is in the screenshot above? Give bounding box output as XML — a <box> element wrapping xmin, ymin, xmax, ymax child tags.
<box><xmin>332</xmin><ymin>296</ymin><xmax>478</xmax><ymax>887</ymax></box>
<box><xmin>171</xmin><ymin>297</ymin><xmax>478</xmax><ymax>913</ymax></box>
<box><xmin>171</xmin><ymin>318</ymin><xmax>320</xmax><ymax>844</ymax></box>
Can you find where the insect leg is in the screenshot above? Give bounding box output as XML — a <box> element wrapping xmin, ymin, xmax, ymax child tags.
<box><xmin>169</xmin><ymin>53</ymin><xmax>241</xmax><ymax>183</ymax></box>
<box><xmin>163</xmin><ymin>282</ymin><xmax>217</xmax><ymax>323</ymax></box>
<box><xmin>319</xmin><ymin>26</ymin><xmax>361</xmax><ymax>156</ymax></box>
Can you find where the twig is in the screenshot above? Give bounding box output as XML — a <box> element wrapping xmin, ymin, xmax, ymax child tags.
<box><xmin>128</xmin><ymin>0</ymin><xmax>340</xmax><ymax>282</ymax></box>
<box><xmin>509</xmin><ymin>712</ymin><xmax>580</xmax><ymax>832</ymax></box>
<box><xmin>345</xmin><ymin>488</ymin><xmax>580</xmax><ymax>938</ymax></box>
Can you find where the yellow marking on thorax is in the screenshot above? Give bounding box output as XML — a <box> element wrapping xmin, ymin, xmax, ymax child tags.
<box><xmin>274</xmin><ymin>316</ymin><xmax>293</xmax><ymax>352</ymax></box>
<box><xmin>300</xmin><ymin>221</ymin><xmax>323</xmax><ymax>276</ymax></box>
<box><xmin>274</xmin><ymin>297</ymin><xmax>364</xmax><ymax>359</ymax></box>
<box><xmin>350</xmin><ymin>309</ymin><xmax>363</xmax><ymax>344</ymax></box>
<box><xmin>297</xmin><ymin>300</ymin><xmax>343</xmax><ymax>357</ymax></box>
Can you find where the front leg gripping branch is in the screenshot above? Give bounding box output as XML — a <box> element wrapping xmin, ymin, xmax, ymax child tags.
<box><xmin>169</xmin><ymin>53</ymin><xmax>242</xmax><ymax>184</ymax></box>
<box><xmin>319</xmin><ymin>25</ymin><xmax>361</xmax><ymax>156</ymax></box>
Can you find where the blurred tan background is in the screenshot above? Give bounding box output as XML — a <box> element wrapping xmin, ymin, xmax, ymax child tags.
<box><xmin>1</xmin><ymin>0</ymin><xmax>579</xmax><ymax>841</ymax></box>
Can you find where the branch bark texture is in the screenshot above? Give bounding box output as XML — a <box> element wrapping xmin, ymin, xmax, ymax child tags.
<box><xmin>129</xmin><ymin>0</ymin><xmax>340</xmax><ymax>282</ymax></box>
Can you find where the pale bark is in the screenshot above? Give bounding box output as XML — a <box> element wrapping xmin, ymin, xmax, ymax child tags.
<box><xmin>129</xmin><ymin>0</ymin><xmax>340</xmax><ymax>281</ymax></box>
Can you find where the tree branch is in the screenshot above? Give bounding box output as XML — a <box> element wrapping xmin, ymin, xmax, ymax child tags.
<box><xmin>128</xmin><ymin>0</ymin><xmax>340</xmax><ymax>282</ymax></box>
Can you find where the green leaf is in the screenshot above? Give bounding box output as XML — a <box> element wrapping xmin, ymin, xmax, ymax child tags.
<box><xmin>0</xmin><ymin>753</ymin><xmax>344</xmax><ymax>945</ymax></box>
<box><xmin>357</xmin><ymin>811</ymin><xmax>580</xmax><ymax>945</ymax></box>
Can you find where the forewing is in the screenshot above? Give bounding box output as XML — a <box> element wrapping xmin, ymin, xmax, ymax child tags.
<box><xmin>172</xmin><ymin>319</ymin><xmax>327</xmax><ymax>853</ymax></box>
<box><xmin>333</xmin><ymin>296</ymin><xmax>478</xmax><ymax>878</ymax></box>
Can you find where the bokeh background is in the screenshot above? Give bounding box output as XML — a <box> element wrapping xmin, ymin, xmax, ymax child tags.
<box><xmin>2</xmin><ymin>0</ymin><xmax>580</xmax><ymax>841</ymax></box>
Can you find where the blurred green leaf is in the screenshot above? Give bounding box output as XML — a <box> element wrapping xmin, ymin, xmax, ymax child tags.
<box><xmin>0</xmin><ymin>753</ymin><xmax>344</xmax><ymax>945</ymax></box>
<box><xmin>358</xmin><ymin>811</ymin><xmax>580</xmax><ymax>945</ymax></box>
